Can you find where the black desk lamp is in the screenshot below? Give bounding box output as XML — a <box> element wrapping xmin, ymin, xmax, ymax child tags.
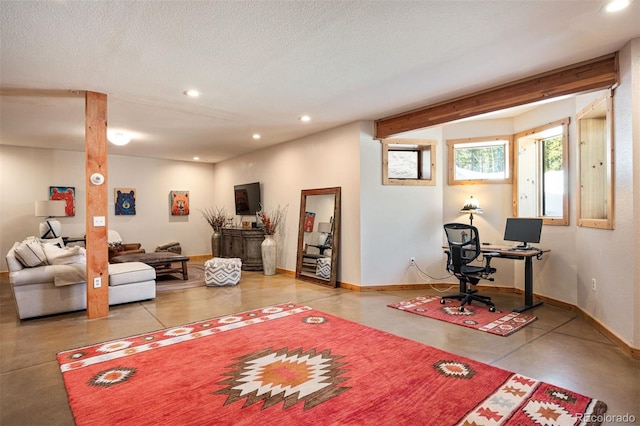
<box><xmin>460</xmin><ymin>196</ymin><xmax>482</xmax><ymax>225</ymax></box>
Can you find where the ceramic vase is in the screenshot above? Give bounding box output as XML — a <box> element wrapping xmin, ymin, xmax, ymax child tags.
<box><xmin>211</xmin><ymin>230</ymin><xmax>221</xmax><ymax>258</ymax></box>
<box><xmin>261</xmin><ymin>234</ymin><xmax>277</xmax><ymax>275</ymax></box>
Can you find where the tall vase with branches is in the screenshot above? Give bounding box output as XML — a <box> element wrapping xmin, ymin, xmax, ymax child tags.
<box><xmin>257</xmin><ymin>204</ymin><xmax>288</xmax><ymax>275</ymax></box>
<box><xmin>201</xmin><ymin>206</ymin><xmax>227</xmax><ymax>257</ymax></box>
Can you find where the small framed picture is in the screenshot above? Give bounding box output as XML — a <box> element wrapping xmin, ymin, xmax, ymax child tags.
<box><xmin>170</xmin><ymin>191</ymin><xmax>190</xmax><ymax>216</ymax></box>
<box><xmin>49</xmin><ymin>186</ymin><xmax>75</xmax><ymax>217</ymax></box>
<box><xmin>304</xmin><ymin>212</ymin><xmax>315</xmax><ymax>232</ymax></box>
<box><xmin>114</xmin><ymin>188</ymin><xmax>136</xmax><ymax>215</ymax></box>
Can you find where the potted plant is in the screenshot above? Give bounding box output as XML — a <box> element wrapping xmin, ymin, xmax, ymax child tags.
<box><xmin>200</xmin><ymin>206</ymin><xmax>227</xmax><ymax>257</ymax></box>
<box><xmin>256</xmin><ymin>204</ymin><xmax>288</xmax><ymax>275</ymax></box>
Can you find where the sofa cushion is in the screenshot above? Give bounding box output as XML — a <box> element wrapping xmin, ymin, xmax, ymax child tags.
<box><xmin>108</xmin><ymin>262</ymin><xmax>155</xmax><ymax>286</ymax></box>
<box><xmin>14</xmin><ymin>239</ymin><xmax>48</xmax><ymax>267</ymax></box>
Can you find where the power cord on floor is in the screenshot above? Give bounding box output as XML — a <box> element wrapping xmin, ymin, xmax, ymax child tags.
<box><xmin>410</xmin><ymin>262</ymin><xmax>457</xmax><ymax>293</ymax></box>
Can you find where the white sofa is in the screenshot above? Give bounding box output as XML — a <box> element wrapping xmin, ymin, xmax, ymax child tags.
<box><xmin>6</xmin><ymin>240</ymin><xmax>156</xmax><ymax>319</ymax></box>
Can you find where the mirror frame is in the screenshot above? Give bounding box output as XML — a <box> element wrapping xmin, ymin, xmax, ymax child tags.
<box><xmin>295</xmin><ymin>187</ymin><xmax>341</xmax><ymax>288</ymax></box>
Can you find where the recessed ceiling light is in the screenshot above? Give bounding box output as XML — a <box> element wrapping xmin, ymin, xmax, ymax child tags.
<box><xmin>107</xmin><ymin>131</ymin><xmax>131</xmax><ymax>146</ymax></box>
<box><xmin>252</xmin><ymin>133</ymin><xmax>261</xmax><ymax>140</ymax></box>
<box><xmin>299</xmin><ymin>115</ymin><xmax>311</xmax><ymax>122</ymax></box>
<box><xmin>183</xmin><ymin>89</ymin><xmax>200</xmax><ymax>97</ymax></box>
<box><xmin>604</xmin><ymin>0</ymin><xmax>630</xmax><ymax>12</ymax></box>
<box><xmin>193</xmin><ymin>156</ymin><xmax>200</xmax><ymax>161</ymax></box>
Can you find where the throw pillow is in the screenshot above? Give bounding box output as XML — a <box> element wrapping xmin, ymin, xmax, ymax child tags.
<box><xmin>14</xmin><ymin>239</ymin><xmax>48</xmax><ymax>267</ymax></box>
<box><xmin>39</xmin><ymin>237</ymin><xmax>65</xmax><ymax>248</ymax></box>
<box><xmin>42</xmin><ymin>243</ymin><xmax>86</xmax><ymax>265</ymax></box>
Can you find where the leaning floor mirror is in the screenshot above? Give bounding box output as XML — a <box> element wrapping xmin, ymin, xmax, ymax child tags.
<box><xmin>295</xmin><ymin>187</ymin><xmax>341</xmax><ymax>288</ymax></box>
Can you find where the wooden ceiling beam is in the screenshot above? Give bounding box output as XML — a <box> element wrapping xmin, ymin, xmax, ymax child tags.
<box><xmin>375</xmin><ymin>53</ymin><xmax>619</xmax><ymax>139</ymax></box>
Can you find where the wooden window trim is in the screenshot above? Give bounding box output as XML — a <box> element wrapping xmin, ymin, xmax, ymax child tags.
<box><xmin>382</xmin><ymin>139</ymin><xmax>436</xmax><ymax>186</ymax></box>
<box><xmin>447</xmin><ymin>135</ymin><xmax>513</xmax><ymax>185</ymax></box>
<box><xmin>513</xmin><ymin>118</ymin><xmax>570</xmax><ymax>225</ymax></box>
<box><xmin>576</xmin><ymin>91</ymin><xmax>614</xmax><ymax>230</ymax></box>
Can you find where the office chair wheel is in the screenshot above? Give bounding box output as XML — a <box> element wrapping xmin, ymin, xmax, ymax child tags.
<box><xmin>459</xmin><ymin>306</ymin><xmax>465</xmax><ymax>312</ymax></box>
<box><xmin>440</xmin><ymin>299</ymin><xmax>445</xmax><ymax>305</ymax></box>
<box><xmin>489</xmin><ymin>306</ymin><xmax>496</xmax><ymax>312</ymax></box>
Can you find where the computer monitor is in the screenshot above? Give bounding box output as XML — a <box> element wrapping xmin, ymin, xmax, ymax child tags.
<box><xmin>503</xmin><ymin>218</ymin><xmax>543</xmax><ymax>249</ymax></box>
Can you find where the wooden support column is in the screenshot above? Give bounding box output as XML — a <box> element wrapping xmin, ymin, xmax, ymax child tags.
<box><xmin>85</xmin><ymin>91</ymin><xmax>109</xmax><ymax>319</ymax></box>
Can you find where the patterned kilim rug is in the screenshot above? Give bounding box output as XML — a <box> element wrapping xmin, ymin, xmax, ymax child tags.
<box><xmin>57</xmin><ymin>303</ymin><xmax>606</xmax><ymax>425</ymax></box>
<box><xmin>155</xmin><ymin>263</ymin><xmax>205</xmax><ymax>292</ymax></box>
<box><xmin>388</xmin><ymin>295</ymin><xmax>537</xmax><ymax>336</ymax></box>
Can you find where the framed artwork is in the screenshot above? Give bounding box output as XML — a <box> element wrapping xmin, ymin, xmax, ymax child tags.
<box><xmin>115</xmin><ymin>188</ymin><xmax>136</xmax><ymax>215</ymax></box>
<box><xmin>304</xmin><ymin>212</ymin><xmax>315</xmax><ymax>232</ymax></box>
<box><xmin>170</xmin><ymin>190</ymin><xmax>190</xmax><ymax>216</ymax></box>
<box><xmin>49</xmin><ymin>186</ymin><xmax>75</xmax><ymax>217</ymax></box>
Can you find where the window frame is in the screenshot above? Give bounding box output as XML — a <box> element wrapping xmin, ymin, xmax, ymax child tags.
<box><xmin>446</xmin><ymin>135</ymin><xmax>513</xmax><ymax>185</ymax></box>
<box><xmin>576</xmin><ymin>91</ymin><xmax>614</xmax><ymax>230</ymax></box>
<box><xmin>513</xmin><ymin>118</ymin><xmax>570</xmax><ymax>225</ymax></box>
<box><xmin>382</xmin><ymin>139</ymin><xmax>436</xmax><ymax>186</ymax></box>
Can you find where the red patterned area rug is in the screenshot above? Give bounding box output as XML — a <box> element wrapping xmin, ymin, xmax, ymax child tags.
<box><xmin>389</xmin><ymin>295</ymin><xmax>537</xmax><ymax>336</ymax></box>
<box><xmin>57</xmin><ymin>303</ymin><xmax>606</xmax><ymax>425</ymax></box>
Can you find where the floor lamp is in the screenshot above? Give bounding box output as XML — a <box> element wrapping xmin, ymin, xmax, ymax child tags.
<box><xmin>460</xmin><ymin>196</ymin><xmax>482</xmax><ymax>226</ymax></box>
<box><xmin>35</xmin><ymin>200</ymin><xmax>66</xmax><ymax>239</ymax></box>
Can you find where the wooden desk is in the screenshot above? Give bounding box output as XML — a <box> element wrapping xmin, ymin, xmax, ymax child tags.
<box><xmin>481</xmin><ymin>245</ymin><xmax>550</xmax><ymax>312</ymax></box>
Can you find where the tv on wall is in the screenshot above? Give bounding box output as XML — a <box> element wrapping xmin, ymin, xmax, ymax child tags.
<box><xmin>234</xmin><ymin>182</ymin><xmax>261</xmax><ymax>216</ymax></box>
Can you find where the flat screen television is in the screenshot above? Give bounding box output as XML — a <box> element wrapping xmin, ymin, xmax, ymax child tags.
<box><xmin>234</xmin><ymin>182</ymin><xmax>261</xmax><ymax>216</ymax></box>
<box><xmin>503</xmin><ymin>217</ymin><xmax>543</xmax><ymax>249</ymax></box>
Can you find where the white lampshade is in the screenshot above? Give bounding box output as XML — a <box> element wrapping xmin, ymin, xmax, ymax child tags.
<box><xmin>317</xmin><ymin>222</ymin><xmax>331</xmax><ymax>246</ymax></box>
<box><xmin>317</xmin><ymin>222</ymin><xmax>332</xmax><ymax>233</ymax></box>
<box><xmin>35</xmin><ymin>200</ymin><xmax>66</xmax><ymax>239</ymax></box>
<box><xmin>35</xmin><ymin>200</ymin><xmax>66</xmax><ymax>217</ymax></box>
<box><xmin>460</xmin><ymin>196</ymin><xmax>482</xmax><ymax>214</ymax></box>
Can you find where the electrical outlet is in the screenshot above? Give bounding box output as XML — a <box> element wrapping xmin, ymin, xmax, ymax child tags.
<box><xmin>93</xmin><ymin>277</ymin><xmax>101</xmax><ymax>289</ymax></box>
<box><xmin>93</xmin><ymin>216</ymin><xmax>105</xmax><ymax>227</ymax></box>
<box><xmin>410</xmin><ymin>257</ymin><xmax>416</xmax><ymax>266</ymax></box>
<box><xmin>592</xmin><ymin>278</ymin><xmax>596</xmax><ymax>291</ymax></box>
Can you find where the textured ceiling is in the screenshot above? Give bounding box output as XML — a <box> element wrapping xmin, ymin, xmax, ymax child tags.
<box><xmin>1</xmin><ymin>1</ymin><xmax>638</xmax><ymax>163</ymax></box>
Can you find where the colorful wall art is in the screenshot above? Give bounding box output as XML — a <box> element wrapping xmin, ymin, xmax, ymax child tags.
<box><xmin>304</xmin><ymin>212</ymin><xmax>315</xmax><ymax>232</ymax></box>
<box><xmin>170</xmin><ymin>191</ymin><xmax>190</xmax><ymax>216</ymax></box>
<box><xmin>49</xmin><ymin>186</ymin><xmax>75</xmax><ymax>216</ymax></box>
<box><xmin>115</xmin><ymin>188</ymin><xmax>136</xmax><ymax>215</ymax></box>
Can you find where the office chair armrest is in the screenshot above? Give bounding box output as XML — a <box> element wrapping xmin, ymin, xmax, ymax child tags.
<box><xmin>483</xmin><ymin>252</ymin><xmax>499</xmax><ymax>272</ymax></box>
<box><xmin>444</xmin><ymin>250</ymin><xmax>452</xmax><ymax>272</ymax></box>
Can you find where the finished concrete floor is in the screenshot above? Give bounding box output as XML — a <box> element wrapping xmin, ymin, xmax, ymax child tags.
<box><xmin>1</xmin><ymin>266</ymin><xmax>638</xmax><ymax>425</ymax></box>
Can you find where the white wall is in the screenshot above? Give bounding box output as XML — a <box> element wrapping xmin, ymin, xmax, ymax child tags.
<box><xmin>512</xmin><ymin>97</ymin><xmax>580</xmax><ymax>304</ymax></box>
<box><xmin>0</xmin><ymin>146</ymin><xmax>217</xmax><ymax>265</ymax></box>
<box><xmin>209</xmin><ymin>122</ymin><xmax>361</xmax><ymax>285</ymax></box>
<box><xmin>574</xmin><ymin>39</ymin><xmax>638</xmax><ymax>348</ymax></box>
<box><xmin>441</xmin><ymin>118</ymin><xmax>517</xmax><ymax>288</ymax></box>
<box><xmin>359</xmin><ymin>123</ymin><xmax>446</xmax><ymax>286</ymax></box>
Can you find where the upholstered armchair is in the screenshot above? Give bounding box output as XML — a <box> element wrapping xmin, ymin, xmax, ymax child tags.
<box><xmin>108</xmin><ymin>230</ymin><xmax>145</xmax><ymax>262</ymax></box>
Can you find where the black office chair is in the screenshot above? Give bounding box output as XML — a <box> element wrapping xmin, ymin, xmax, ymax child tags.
<box><xmin>442</xmin><ymin>223</ymin><xmax>497</xmax><ymax>312</ymax></box>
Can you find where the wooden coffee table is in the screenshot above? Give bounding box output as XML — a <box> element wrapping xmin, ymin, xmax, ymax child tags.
<box><xmin>111</xmin><ymin>252</ymin><xmax>189</xmax><ymax>280</ymax></box>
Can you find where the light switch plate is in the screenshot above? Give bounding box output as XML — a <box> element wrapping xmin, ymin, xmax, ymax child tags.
<box><xmin>93</xmin><ymin>216</ymin><xmax>105</xmax><ymax>227</ymax></box>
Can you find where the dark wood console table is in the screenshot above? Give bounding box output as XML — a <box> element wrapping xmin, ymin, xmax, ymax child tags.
<box><xmin>220</xmin><ymin>228</ymin><xmax>265</xmax><ymax>271</ymax></box>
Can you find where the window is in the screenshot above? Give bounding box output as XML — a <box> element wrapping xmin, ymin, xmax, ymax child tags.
<box><xmin>382</xmin><ymin>139</ymin><xmax>436</xmax><ymax>186</ymax></box>
<box><xmin>576</xmin><ymin>91</ymin><xmax>614</xmax><ymax>229</ymax></box>
<box><xmin>514</xmin><ymin>118</ymin><xmax>569</xmax><ymax>225</ymax></box>
<box><xmin>446</xmin><ymin>136</ymin><xmax>512</xmax><ymax>184</ymax></box>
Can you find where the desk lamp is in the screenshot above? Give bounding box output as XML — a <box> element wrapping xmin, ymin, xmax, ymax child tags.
<box><xmin>35</xmin><ymin>200</ymin><xmax>66</xmax><ymax>239</ymax></box>
<box><xmin>460</xmin><ymin>196</ymin><xmax>482</xmax><ymax>225</ymax></box>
